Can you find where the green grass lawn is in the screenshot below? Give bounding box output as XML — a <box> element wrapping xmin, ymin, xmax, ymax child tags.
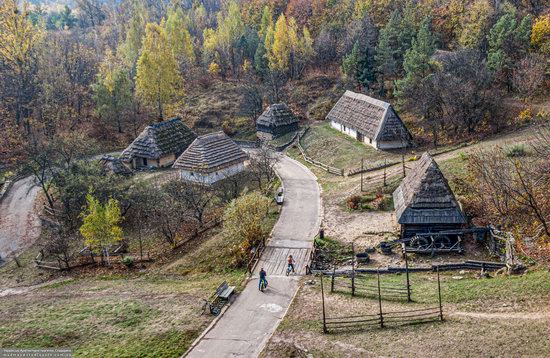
<box><xmin>298</xmin><ymin>122</ymin><xmax>403</xmax><ymax>170</ymax></box>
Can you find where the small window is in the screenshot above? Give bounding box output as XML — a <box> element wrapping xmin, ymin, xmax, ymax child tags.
<box><xmin>369</xmin><ymin>138</ymin><xmax>372</xmax><ymax>144</ymax></box>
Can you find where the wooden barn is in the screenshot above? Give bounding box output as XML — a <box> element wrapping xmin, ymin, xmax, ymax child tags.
<box><xmin>173</xmin><ymin>132</ymin><xmax>248</xmax><ymax>185</ymax></box>
<box><xmin>256</xmin><ymin>103</ymin><xmax>299</xmax><ymax>141</ymax></box>
<box><xmin>120</xmin><ymin>118</ymin><xmax>196</xmax><ymax>169</ymax></box>
<box><xmin>393</xmin><ymin>152</ymin><xmax>467</xmax><ymax>239</ymax></box>
<box><xmin>326</xmin><ymin>90</ymin><xmax>412</xmax><ymax>150</ymax></box>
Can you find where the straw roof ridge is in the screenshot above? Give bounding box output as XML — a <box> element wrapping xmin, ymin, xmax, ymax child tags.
<box><xmin>326</xmin><ymin>90</ymin><xmax>411</xmax><ymax>142</ymax></box>
<box><xmin>256</xmin><ymin>103</ymin><xmax>299</xmax><ymax>128</ymax></box>
<box><xmin>393</xmin><ymin>152</ymin><xmax>466</xmax><ymax>225</ymax></box>
<box><xmin>120</xmin><ymin>118</ymin><xmax>196</xmax><ymax>161</ymax></box>
<box><xmin>173</xmin><ymin>131</ymin><xmax>248</xmax><ymax>173</ymax></box>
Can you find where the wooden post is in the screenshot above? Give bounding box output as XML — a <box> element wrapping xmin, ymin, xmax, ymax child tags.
<box><xmin>377</xmin><ymin>269</ymin><xmax>384</xmax><ymax>328</ymax></box>
<box><xmin>404</xmin><ymin>250</ymin><xmax>411</xmax><ymax>302</ymax></box>
<box><xmin>331</xmin><ymin>267</ymin><xmax>336</xmax><ymax>293</ymax></box>
<box><xmin>402</xmin><ymin>151</ymin><xmax>406</xmax><ymax>177</ymax></box>
<box><xmin>321</xmin><ymin>275</ymin><xmax>328</xmax><ymax>333</ymax></box>
<box><xmin>360</xmin><ymin>158</ymin><xmax>364</xmax><ymax>192</ymax></box>
<box><xmin>383</xmin><ymin>159</ymin><xmax>387</xmax><ymax>186</ymax></box>
<box><xmin>437</xmin><ymin>267</ymin><xmax>443</xmax><ymax>321</ymax></box>
<box><xmin>351</xmin><ymin>243</ymin><xmax>356</xmax><ymax>296</ymax></box>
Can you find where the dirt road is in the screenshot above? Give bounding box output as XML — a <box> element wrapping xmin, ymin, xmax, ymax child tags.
<box><xmin>0</xmin><ymin>176</ymin><xmax>41</xmax><ymax>261</ymax></box>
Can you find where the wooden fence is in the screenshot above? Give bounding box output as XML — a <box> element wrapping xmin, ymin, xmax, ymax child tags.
<box><xmin>320</xmin><ymin>269</ymin><xmax>444</xmax><ymax>333</ymax></box>
<box><xmin>296</xmin><ymin>127</ymin><xmax>345</xmax><ymax>176</ymax></box>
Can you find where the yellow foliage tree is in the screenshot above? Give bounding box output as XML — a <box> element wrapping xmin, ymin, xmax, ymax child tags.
<box><xmin>208</xmin><ymin>61</ymin><xmax>221</xmax><ymax>75</ymax></box>
<box><xmin>268</xmin><ymin>14</ymin><xmax>291</xmax><ymax>72</ymax></box>
<box><xmin>531</xmin><ymin>14</ymin><xmax>550</xmax><ymax>59</ymax></box>
<box><xmin>0</xmin><ymin>0</ymin><xmax>43</xmax><ymax>125</ymax></box>
<box><xmin>165</xmin><ymin>7</ymin><xmax>195</xmax><ymax>67</ymax></box>
<box><xmin>80</xmin><ymin>194</ymin><xmax>124</xmax><ymax>261</ymax></box>
<box><xmin>223</xmin><ymin>192</ymin><xmax>271</xmax><ymax>265</ymax></box>
<box><xmin>136</xmin><ymin>21</ymin><xmax>183</xmax><ymax>119</ymax></box>
<box><xmin>457</xmin><ymin>0</ymin><xmax>493</xmax><ymax>49</ymax></box>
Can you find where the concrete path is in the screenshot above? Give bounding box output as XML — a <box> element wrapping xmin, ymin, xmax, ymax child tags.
<box><xmin>186</xmin><ymin>155</ymin><xmax>321</xmax><ymax>357</ymax></box>
<box><xmin>0</xmin><ymin>176</ymin><xmax>41</xmax><ymax>261</ymax></box>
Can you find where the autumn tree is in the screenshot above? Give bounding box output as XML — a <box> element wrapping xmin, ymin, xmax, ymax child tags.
<box><xmin>80</xmin><ymin>193</ymin><xmax>124</xmax><ymax>264</ymax></box>
<box><xmin>136</xmin><ymin>21</ymin><xmax>183</xmax><ymax>119</ymax></box>
<box><xmin>0</xmin><ymin>0</ymin><xmax>43</xmax><ymax>128</ymax></box>
<box><xmin>223</xmin><ymin>192</ymin><xmax>272</xmax><ymax>265</ymax></box>
<box><xmin>92</xmin><ymin>49</ymin><xmax>133</xmax><ymax>133</ymax></box>
<box><xmin>165</xmin><ymin>7</ymin><xmax>195</xmax><ymax>69</ymax></box>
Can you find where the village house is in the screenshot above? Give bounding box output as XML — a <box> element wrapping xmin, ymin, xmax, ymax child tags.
<box><xmin>393</xmin><ymin>152</ymin><xmax>467</xmax><ymax>239</ymax></box>
<box><xmin>326</xmin><ymin>90</ymin><xmax>412</xmax><ymax>150</ymax></box>
<box><xmin>256</xmin><ymin>103</ymin><xmax>299</xmax><ymax>141</ymax></box>
<box><xmin>120</xmin><ymin>118</ymin><xmax>196</xmax><ymax>169</ymax></box>
<box><xmin>172</xmin><ymin>131</ymin><xmax>248</xmax><ymax>185</ymax></box>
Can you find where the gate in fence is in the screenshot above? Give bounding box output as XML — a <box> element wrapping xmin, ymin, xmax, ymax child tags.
<box><xmin>320</xmin><ymin>269</ymin><xmax>443</xmax><ymax>333</ymax></box>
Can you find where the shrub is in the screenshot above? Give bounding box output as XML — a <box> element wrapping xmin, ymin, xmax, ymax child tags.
<box><xmin>346</xmin><ymin>195</ymin><xmax>362</xmax><ymax>210</ymax></box>
<box><xmin>378</xmin><ymin>196</ymin><xmax>394</xmax><ymax>211</ymax></box>
<box><xmin>506</xmin><ymin>144</ymin><xmax>526</xmax><ymax>157</ymax></box>
<box><xmin>360</xmin><ymin>203</ymin><xmax>374</xmax><ymax>211</ymax></box>
<box><xmin>122</xmin><ymin>256</ymin><xmax>134</xmax><ymax>267</ymax></box>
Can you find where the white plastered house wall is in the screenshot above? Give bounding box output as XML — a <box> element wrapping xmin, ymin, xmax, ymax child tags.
<box><xmin>180</xmin><ymin>162</ymin><xmax>246</xmax><ymax>185</ymax></box>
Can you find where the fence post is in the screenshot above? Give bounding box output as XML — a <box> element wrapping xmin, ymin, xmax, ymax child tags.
<box><xmin>360</xmin><ymin>158</ymin><xmax>364</xmax><ymax>192</ymax></box>
<box><xmin>437</xmin><ymin>267</ymin><xmax>443</xmax><ymax>321</ymax></box>
<box><xmin>377</xmin><ymin>269</ymin><xmax>384</xmax><ymax>328</ymax></box>
<box><xmin>405</xmin><ymin>250</ymin><xmax>411</xmax><ymax>302</ymax></box>
<box><xmin>331</xmin><ymin>268</ymin><xmax>335</xmax><ymax>293</ymax></box>
<box><xmin>351</xmin><ymin>243</ymin><xmax>355</xmax><ymax>296</ymax></box>
<box><xmin>383</xmin><ymin>159</ymin><xmax>387</xmax><ymax>186</ymax></box>
<box><xmin>321</xmin><ymin>275</ymin><xmax>328</xmax><ymax>333</ymax></box>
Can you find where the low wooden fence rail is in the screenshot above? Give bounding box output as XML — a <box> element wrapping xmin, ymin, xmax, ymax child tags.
<box><xmin>320</xmin><ymin>269</ymin><xmax>444</xmax><ymax>333</ymax></box>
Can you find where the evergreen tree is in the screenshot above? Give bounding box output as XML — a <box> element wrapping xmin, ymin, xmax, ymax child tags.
<box><xmin>342</xmin><ymin>42</ymin><xmax>360</xmax><ymax>81</ymax></box>
<box><xmin>357</xmin><ymin>46</ymin><xmax>376</xmax><ymax>90</ymax></box>
<box><xmin>375</xmin><ymin>10</ymin><xmax>401</xmax><ymax>82</ymax></box>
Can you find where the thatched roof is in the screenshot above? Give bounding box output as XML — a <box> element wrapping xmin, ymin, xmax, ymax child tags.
<box><xmin>120</xmin><ymin>118</ymin><xmax>196</xmax><ymax>161</ymax></box>
<box><xmin>173</xmin><ymin>132</ymin><xmax>248</xmax><ymax>174</ymax></box>
<box><xmin>100</xmin><ymin>155</ymin><xmax>132</xmax><ymax>176</ymax></box>
<box><xmin>393</xmin><ymin>153</ymin><xmax>466</xmax><ymax>225</ymax></box>
<box><xmin>326</xmin><ymin>91</ymin><xmax>411</xmax><ymax>142</ymax></box>
<box><xmin>256</xmin><ymin>103</ymin><xmax>299</xmax><ymax>128</ymax></box>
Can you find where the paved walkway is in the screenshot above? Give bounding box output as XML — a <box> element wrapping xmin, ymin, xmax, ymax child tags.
<box><xmin>186</xmin><ymin>155</ymin><xmax>321</xmax><ymax>357</ymax></box>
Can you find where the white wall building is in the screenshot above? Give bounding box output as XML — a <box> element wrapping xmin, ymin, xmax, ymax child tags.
<box><xmin>326</xmin><ymin>91</ymin><xmax>412</xmax><ymax>150</ymax></box>
<box><xmin>173</xmin><ymin>132</ymin><xmax>248</xmax><ymax>185</ymax></box>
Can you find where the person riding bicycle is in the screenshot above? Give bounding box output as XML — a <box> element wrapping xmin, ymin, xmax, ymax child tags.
<box><xmin>259</xmin><ymin>268</ymin><xmax>268</xmax><ymax>291</ymax></box>
<box><xmin>287</xmin><ymin>255</ymin><xmax>295</xmax><ymax>275</ymax></box>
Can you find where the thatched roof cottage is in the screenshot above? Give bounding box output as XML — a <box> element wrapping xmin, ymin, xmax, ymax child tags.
<box><xmin>256</xmin><ymin>103</ymin><xmax>299</xmax><ymax>140</ymax></box>
<box><xmin>393</xmin><ymin>153</ymin><xmax>466</xmax><ymax>238</ymax></box>
<box><xmin>120</xmin><ymin>118</ymin><xmax>196</xmax><ymax>169</ymax></box>
<box><xmin>173</xmin><ymin>132</ymin><xmax>248</xmax><ymax>185</ymax></box>
<box><xmin>326</xmin><ymin>91</ymin><xmax>412</xmax><ymax>150</ymax></box>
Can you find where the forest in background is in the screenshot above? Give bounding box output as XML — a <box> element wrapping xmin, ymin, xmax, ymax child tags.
<box><xmin>1</xmin><ymin>0</ymin><xmax>548</xmax><ymax>163</ymax></box>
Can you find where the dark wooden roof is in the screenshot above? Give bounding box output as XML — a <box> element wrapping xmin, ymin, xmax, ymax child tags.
<box><xmin>393</xmin><ymin>153</ymin><xmax>466</xmax><ymax>225</ymax></box>
<box><xmin>120</xmin><ymin>118</ymin><xmax>196</xmax><ymax>161</ymax></box>
<box><xmin>256</xmin><ymin>103</ymin><xmax>299</xmax><ymax>128</ymax></box>
<box><xmin>172</xmin><ymin>132</ymin><xmax>248</xmax><ymax>174</ymax></box>
<box><xmin>100</xmin><ymin>155</ymin><xmax>132</xmax><ymax>176</ymax></box>
<box><xmin>326</xmin><ymin>91</ymin><xmax>411</xmax><ymax>142</ymax></box>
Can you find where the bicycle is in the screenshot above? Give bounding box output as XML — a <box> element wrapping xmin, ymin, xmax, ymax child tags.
<box><xmin>259</xmin><ymin>278</ymin><xmax>267</xmax><ymax>292</ymax></box>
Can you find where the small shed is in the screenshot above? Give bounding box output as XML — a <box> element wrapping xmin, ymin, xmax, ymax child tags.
<box><xmin>173</xmin><ymin>132</ymin><xmax>248</xmax><ymax>185</ymax></box>
<box><xmin>120</xmin><ymin>118</ymin><xmax>196</xmax><ymax>169</ymax></box>
<box><xmin>256</xmin><ymin>103</ymin><xmax>299</xmax><ymax>141</ymax></box>
<box><xmin>326</xmin><ymin>90</ymin><xmax>412</xmax><ymax>150</ymax></box>
<box><xmin>393</xmin><ymin>153</ymin><xmax>466</xmax><ymax>238</ymax></box>
<box><xmin>99</xmin><ymin>155</ymin><xmax>133</xmax><ymax>176</ymax></box>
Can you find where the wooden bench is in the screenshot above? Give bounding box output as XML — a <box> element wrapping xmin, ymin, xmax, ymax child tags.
<box><xmin>203</xmin><ymin>281</ymin><xmax>235</xmax><ymax>316</ymax></box>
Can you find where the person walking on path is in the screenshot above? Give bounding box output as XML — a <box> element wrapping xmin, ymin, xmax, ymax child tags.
<box><xmin>286</xmin><ymin>255</ymin><xmax>295</xmax><ymax>275</ymax></box>
<box><xmin>259</xmin><ymin>268</ymin><xmax>268</xmax><ymax>291</ymax></box>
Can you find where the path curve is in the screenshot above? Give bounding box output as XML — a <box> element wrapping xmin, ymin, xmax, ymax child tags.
<box><xmin>0</xmin><ymin>176</ymin><xmax>41</xmax><ymax>261</ymax></box>
<box><xmin>186</xmin><ymin>155</ymin><xmax>321</xmax><ymax>357</ymax></box>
